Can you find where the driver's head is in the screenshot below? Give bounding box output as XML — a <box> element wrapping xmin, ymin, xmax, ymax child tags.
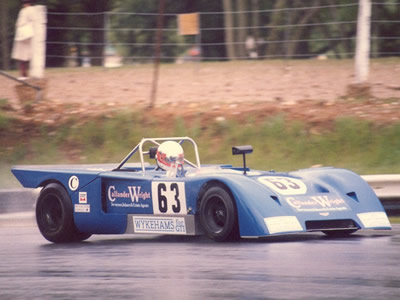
<box><xmin>156</xmin><ymin>141</ymin><xmax>184</xmax><ymax>177</ymax></box>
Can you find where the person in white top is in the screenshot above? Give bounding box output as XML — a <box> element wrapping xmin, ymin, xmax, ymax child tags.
<box><xmin>12</xmin><ymin>0</ymin><xmax>36</xmax><ymax>80</ymax></box>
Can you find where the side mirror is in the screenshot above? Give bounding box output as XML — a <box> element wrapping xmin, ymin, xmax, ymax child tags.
<box><xmin>232</xmin><ymin>145</ymin><xmax>253</xmax><ymax>155</ymax></box>
<box><xmin>232</xmin><ymin>145</ymin><xmax>253</xmax><ymax>175</ymax></box>
<box><xmin>149</xmin><ymin>147</ymin><xmax>158</xmax><ymax>159</ymax></box>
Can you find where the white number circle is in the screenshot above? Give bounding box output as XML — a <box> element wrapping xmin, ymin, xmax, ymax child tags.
<box><xmin>68</xmin><ymin>176</ymin><xmax>79</xmax><ymax>191</ymax></box>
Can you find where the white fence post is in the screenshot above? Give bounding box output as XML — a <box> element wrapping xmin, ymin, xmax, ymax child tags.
<box><xmin>30</xmin><ymin>5</ymin><xmax>47</xmax><ymax>79</ymax></box>
<box><xmin>355</xmin><ymin>0</ymin><xmax>371</xmax><ymax>84</ymax></box>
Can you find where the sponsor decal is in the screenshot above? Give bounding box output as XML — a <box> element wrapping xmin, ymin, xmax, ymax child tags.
<box><xmin>133</xmin><ymin>216</ymin><xmax>187</xmax><ymax>234</ymax></box>
<box><xmin>258</xmin><ymin>176</ymin><xmax>307</xmax><ymax>195</ymax></box>
<box><xmin>286</xmin><ymin>195</ymin><xmax>349</xmax><ymax>212</ymax></box>
<box><xmin>107</xmin><ymin>185</ymin><xmax>151</xmax><ymax>209</ymax></box>
<box><xmin>68</xmin><ymin>176</ymin><xmax>79</xmax><ymax>191</ymax></box>
<box><xmin>79</xmin><ymin>192</ymin><xmax>87</xmax><ymax>204</ymax></box>
<box><xmin>75</xmin><ymin>204</ymin><xmax>90</xmax><ymax>213</ymax></box>
<box><xmin>264</xmin><ymin>216</ymin><xmax>303</xmax><ymax>234</ymax></box>
<box><xmin>357</xmin><ymin>212</ymin><xmax>391</xmax><ymax>228</ymax></box>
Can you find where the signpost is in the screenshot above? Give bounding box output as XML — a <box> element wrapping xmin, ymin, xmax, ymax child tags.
<box><xmin>149</xmin><ymin>0</ymin><xmax>166</xmax><ymax>108</ymax></box>
<box><xmin>178</xmin><ymin>13</ymin><xmax>199</xmax><ymax>36</ymax></box>
<box><xmin>149</xmin><ymin>9</ymin><xmax>201</xmax><ymax>108</ymax></box>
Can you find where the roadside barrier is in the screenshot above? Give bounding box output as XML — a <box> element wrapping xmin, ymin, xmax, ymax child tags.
<box><xmin>362</xmin><ymin>175</ymin><xmax>400</xmax><ymax>216</ymax></box>
<box><xmin>0</xmin><ymin>189</ymin><xmax>39</xmax><ymax>214</ymax></box>
<box><xmin>362</xmin><ymin>175</ymin><xmax>400</xmax><ymax>199</ymax></box>
<box><xmin>0</xmin><ymin>175</ymin><xmax>399</xmax><ymax>215</ymax></box>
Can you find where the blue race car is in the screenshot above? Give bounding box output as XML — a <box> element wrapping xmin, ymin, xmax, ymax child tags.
<box><xmin>12</xmin><ymin>137</ymin><xmax>391</xmax><ymax>243</ymax></box>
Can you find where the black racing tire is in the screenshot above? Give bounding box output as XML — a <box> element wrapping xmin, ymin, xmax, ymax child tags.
<box><xmin>199</xmin><ymin>184</ymin><xmax>239</xmax><ymax>242</ymax></box>
<box><xmin>36</xmin><ymin>183</ymin><xmax>91</xmax><ymax>243</ymax></box>
<box><xmin>322</xmin><ymin>229</ymin><xmax>358</xmax><ymax>237</ymax></box>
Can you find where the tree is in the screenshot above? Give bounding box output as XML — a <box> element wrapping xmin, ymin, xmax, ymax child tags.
<box><xmin>250</xmin><ymin>0</ymin><xmax>260</xmax><ymax>55</ymax></box>
<box><xmin>0</xmin><ymin>0</ymin><xmax>20</xmax><ymax>70</ymax></box>
<box><xmin>371</xmin><ymin>0</ymin><xmax>400</xmax><ymax>57</ymax></box>
<box><xmin>264</xmin><ymin>0</ymin><xmax>288</xmax><ymax>57</ymax></box>
<box><xmin>110</xmin><ymin>0</ymin><xmax>182</xmax><ymax>63</ymax></box>
<box><xmin>0</xmin><ymin>0</ymin><xmax>9</xmax><ymax>70</ymax></box>
<box><xmin>223</xmin><ymin>0</ymin><xmax>236</xmax><ymax>59</ymax></box>
<box><xmin>286</xmin><ymin>0</ymin><xmax>321</xmax><ymax>57</ymax></box>
<box><xmin>46</xmin><ymin>1</ymin><xmax>70</xmax><ymax>67</ymax></box>
<box><xmin>236</xmin><ymin>0</ymin><xmax>248</xmax><ymax>58</ymax></box>
<box><xmin>2</xmin><ymin>0</ymin><xmax>399</xmax><ymax>68</ymax></box>
<box><xmin>82</xmin><ymin>0</ymin><xmax>113</xmax><ymax>66</ymax></box>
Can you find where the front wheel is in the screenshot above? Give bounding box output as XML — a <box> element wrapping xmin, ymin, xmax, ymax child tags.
<box><xmin>199</xmin><ymin>184</ymin><xmax>239</xmax><ymax>242</ymax></box>
<box><xmin>36</xmin><ymin>183</ymin><xmax>91</xmax><ymax>243</ymax></box>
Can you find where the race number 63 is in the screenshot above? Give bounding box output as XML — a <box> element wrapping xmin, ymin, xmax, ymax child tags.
<box><xmin>151</xmin><ymin>182</ymin><xmax>187</xmax><ymax>214</ymax></box>
<box><xmin>258</xmin><ymin>176</ymin><xmax>307</xmax><ymax>195</ymax></box>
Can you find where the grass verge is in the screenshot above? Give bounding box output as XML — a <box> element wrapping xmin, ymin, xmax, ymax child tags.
<box><xmin>1</xmin><ymin>110</ymin><xmax>400</xmax><ymax>189</ymax></box>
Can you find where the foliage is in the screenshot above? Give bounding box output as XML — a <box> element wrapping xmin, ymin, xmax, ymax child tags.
<box><xmin>0</xmin><ymin>0</ymin><xmax>20</xmax><ymax>70</ymax></box>
<box><xmin>109</xmin><ymin>0</ymin><xmax>224</xmax><ymax>62</ymax></box>
<box><xmin>1</xmin><ymin>0</ymin><xmax>399</xmax><ymax>69</ymax></box>
<box><xmin>0</xmin><ymin>99</ymin><xmax>11</xmax><ymax>130</ymax></box>
<box><xmin>2</xmin><ymin>112</ymin><xmax>400</xmax><ymax>188</ymax></box>
<box><xmin>390</xmin><ymin>217</ymin><xmax>400</xmax><ymax>223</ymax></box>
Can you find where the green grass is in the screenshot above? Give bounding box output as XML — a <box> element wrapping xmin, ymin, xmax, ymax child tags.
<box><xmin>1</xmin><ymin>111</ymin><xmax>400</xmax><ymax>188</ymax></box>
<box><xmin>390</xmin><ymin>217</ymin><xmax>400</xmax><ymax>224</ymax></box>
<box><xmin>0</xmin><ymin>99</ymin><xmax>11</xmax><ymax>130</ymax></box>
<box><xmin>0</xmin><ymin>112</ymin><xmax>400</xmax><ymax>188</ymax></box>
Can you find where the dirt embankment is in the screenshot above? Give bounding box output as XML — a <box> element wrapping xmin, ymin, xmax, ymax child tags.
<box><xmin>1</xmin><ymin>59</ymin><xmax>399</xmax><ymax>132</ymax></box>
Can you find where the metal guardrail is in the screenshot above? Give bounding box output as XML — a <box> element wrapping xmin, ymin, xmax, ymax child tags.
<box><xmin>362</xmin><ymin>175</ymin><xmax>400</xmax><ymax>199</ymax></box>
<box><xmin>0</xmin><ymin>189</ymin><xmax>39</xmax><ymax>214</ymax></box>
<box><xmin>362</xmin><ymin>175</ymin><xmax>400</xmax><ymax>216</ymax></box>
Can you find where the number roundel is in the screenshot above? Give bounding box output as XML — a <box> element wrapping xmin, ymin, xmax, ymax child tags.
<box><xmin>152</xmin><ymin>182</ymin><xmax>187</xmax><ymax>214</ymax></box>
<box><xmin>257</xmin><ymin>176</ymin><xmax>307</xmax><ymax>195</ymax></box>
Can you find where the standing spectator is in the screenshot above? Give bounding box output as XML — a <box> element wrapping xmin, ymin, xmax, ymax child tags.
<box><xmin>12</xmin><ymin>0</ymin><xmax>36</xmax><ymax>80</ymax></box>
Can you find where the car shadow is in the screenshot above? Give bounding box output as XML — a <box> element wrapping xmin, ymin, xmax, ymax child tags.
<box><xmin>38</xmin><ymin>230</ymin><xmax>393</xmax><ymax>249</ymax></box>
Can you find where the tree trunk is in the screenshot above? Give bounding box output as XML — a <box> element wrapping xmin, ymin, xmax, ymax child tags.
<box><xmin>321</xmin><ymin>0</ymin><xmax>342</xmax><ymax>59</ymax></box>
<box><xmin>0</xmin><ymin>0</ymin><xmax>10</xmax><ymax>70</ymax></box>
<box><xmin>90</xmin><ymin>14</ymin><xmax>106</xmax><ymax>66</ymax></box>
<box><xmin>265</xmin><ymin>0</ymin><xmax>287</xmax><ymax>56</ymax></box>
<box><xmin>316</xmin><ymin>10</ymin><xmax>341</xmax><ymax>59</ymax></box>
<box><xmin>251</xmin><ymin>0</ymin><xmax>260</xmax><ymax>55</ymax></box>
<box><xmin>236</xmin><ymin>0</ymin><xmax>247</xmax><ymax>58</ymax></box>
<box><xmin>287</xmin><ymin>0</ymin><xmax>321</xmax><ymax>57</ymax></box>
<box><xmin>83</xmin><ymin>0</ymin><xmax>111</xmax><ymax>66</ymax></box>
<box><xmin>223</xmin><ymin>0</ymin><xmax>236</xmax><ymax>60</ymax></box>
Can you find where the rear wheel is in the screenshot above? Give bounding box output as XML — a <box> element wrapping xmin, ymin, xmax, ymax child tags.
<box><xmin>199</xmin><ymin>184</ymin><xmax>238</xmax><ymax>242</ymax></box>
<box><xmin>36</xmin><ymin>183</ymin><xmax>91</xmax><ymax>243</ymax></box>
<box><xmin>322</xmin><ymin>229</ymin><xmax>358</xmax><ymax>237</ymax></box>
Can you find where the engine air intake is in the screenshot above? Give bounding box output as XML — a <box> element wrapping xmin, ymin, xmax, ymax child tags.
<box><xmin>305</xmin><ymin>219</ymin><xmax>358</xmax><ymax>231</ymax></box>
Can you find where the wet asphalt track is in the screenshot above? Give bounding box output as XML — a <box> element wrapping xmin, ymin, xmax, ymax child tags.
<box><xmin>0</xmin><ymin>215</ymin><xmax>399</xmax><ymax>300</ymax></box>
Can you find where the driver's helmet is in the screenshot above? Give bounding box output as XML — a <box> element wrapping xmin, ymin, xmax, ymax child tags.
<box><xmin>156</xmin><ymin>141</ymin><xmax>184</xmax><ymax>177</ymax></box>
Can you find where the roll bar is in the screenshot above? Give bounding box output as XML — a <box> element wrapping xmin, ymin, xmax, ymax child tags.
<box><xmin>114</xmin><ymin>137</ymin><xmax>201</xmax><ymax>173</ymax></box>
